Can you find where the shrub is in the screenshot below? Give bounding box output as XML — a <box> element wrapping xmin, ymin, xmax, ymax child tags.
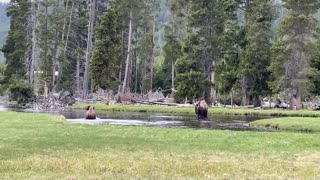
<box><xmin>175</xmin><ymin>71</ymin><xmax>211</xmax><ymax>102</ymax></box>
<box><xmin>8</xmin><ymin>78</ymin><xmax>34</xmax><ymax>105</ymax></box>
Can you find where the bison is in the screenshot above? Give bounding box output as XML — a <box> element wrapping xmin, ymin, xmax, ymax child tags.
<box><xmin>85</xmin><ymin>105</ymin><xmax>96</xmax><ymax>120</ymax></box>
<box><xmin>195</xmin><ymin>99</ymin><xmax>208</xmax><ymax>120</ymax></box>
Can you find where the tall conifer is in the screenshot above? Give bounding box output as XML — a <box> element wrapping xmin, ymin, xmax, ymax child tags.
<box><xmin>269</xmin><ymin>0</ymin><xmax>320</xmax><ymax>109</ymax></box>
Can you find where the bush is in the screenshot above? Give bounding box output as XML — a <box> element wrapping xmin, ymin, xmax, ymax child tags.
<box><xmin>8</xmin><ymin>79</ymin><xmax>34</xmax><ymax>105</ymax></box>
<box><xmin>175</xmin><ymin>71</ymin><xmax>211</xmax><ymax>102</ymax></box>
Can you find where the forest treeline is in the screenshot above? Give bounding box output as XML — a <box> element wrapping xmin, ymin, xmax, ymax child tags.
<box><xmin>1</xmin><ymin>0</ymin><xmax>320</xmax><ymax>109</ymax></box>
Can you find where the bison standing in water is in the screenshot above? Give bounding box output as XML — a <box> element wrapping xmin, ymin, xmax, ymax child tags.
<box><xmin>85</xmin><ymin>105</ymin><xmax>96</xmax><ymax>120</ymax></box>
<box><xmin>195</xmin><ymin>99</ymin><xmax>208</xmax><ymax>120</ymax></box>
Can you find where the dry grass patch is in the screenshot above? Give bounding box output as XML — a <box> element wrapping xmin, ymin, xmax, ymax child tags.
<box><xmin>1</xmin><ymin>150</ymin><xmax>320</xmax><ymax>179</ymax></box>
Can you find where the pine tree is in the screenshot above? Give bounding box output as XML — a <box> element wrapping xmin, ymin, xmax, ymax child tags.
<box><xmin>269</xmin><ymin>0</ymin><xmax>320</xmax><ymax>109</ymax></box>
<box><xmin>307</xmin><ymin>40</ymin><xmax>320</xmax><ymax>95</ymax></box>
<box><xmin>1</xmin><ymin>0</ymin><xmax>34</xmax><ymax>104</ymax></box>
<box><xmin>175</xmin><ymin>0</ymin><xmax>236</xmax><ymax>102</ymax></box>
<box><xmin>105</xmin><ymin>0</ymin><xmax>160</xmax><ymax>94</ymax></box>
<box><xmin>175</xmin><ymin>34</ymin><xmax>211</xmax><ymax>102</ymax></box>
<box><xmin>37</xmin><ymin>0</ymin><xmax>66</xmax><ymax>92</ymax></box>
<box><xmin>91</xmin><ymin>4</ymin><xmax>121</xmax><ymax>91</ymax></box>
<box><xmin>162</xmin><ymin>26</ymin><xmax>181</xmax><ymax>90</ymax></box>
<box><xmin>1</xmin><ymin>0</ymin><xmax>30</xmax><ymax>85</ymax></box>
<box><xmin>239</xmin><ymin>0</ymin><xmax>275</xmax><ymax>106</ymax></box>
<box><xmin>63</xmin><ymin>0</ymin><xmax>88</xmax><ymax>95</ymax></box>
<box><xmin>216</xmin><ymin>24</ymin><xmax>245</xmax><ymax>104</ymax></box>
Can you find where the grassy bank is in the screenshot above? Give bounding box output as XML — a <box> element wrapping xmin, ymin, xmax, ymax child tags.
<box><xmin>250</xmin><ymin>117</ymin><xmax>320</xmax><ymax>133</ymax></box>
<box><xmin>72</xmin><ymin>103</ymin><xmax>320</xmax><ymax>117</ymax></box>
<box><xmin>1</xmin><ymin>112</ymin><xmax>320</xmax><ymax>179</ymax></box>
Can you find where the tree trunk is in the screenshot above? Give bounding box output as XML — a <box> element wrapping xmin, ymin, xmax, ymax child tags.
<box><xmin>30</xmin><ymin>0</ymin><xmax>40</xmax><ymax>94</ymax></box>
<box><xmin>241</xmin><ymin>75</ymin><xmax>249</xmax><ymax>105</ymax></box>
<box><xmin>296</xmin><ymin>94</ymin><xmax>302</xmax><ymax>110</ymax></box>
<box><xmin>83</xmin><ymin>0</ymin><xmax>96</xmax><ymax>98</ymax></box>
<box><xmin>230</xmin><ymin>90</ymin><xmax>233</xmax><ymax>108</ymax></box>
<box><xmin>122</xmin><ymin>7</ymin><xmax>133</xmax><ymax>94</ymax></box>
<box><xmin>150</xmin><ymin>15</ymin><xmax>156</xmax><ymax>91</ymax></box>
<box><xmin>63</xmin><ymin>1</ymin><xmax>73</xmax><ymax>55</ymax></box>
<box><xmin>52</xmin><ymin>0</ymin><xmax>67</xmax><ymax>93</ymax></box>
<box><xmin>210</xmin><ymin>61</ymin><xmax>216</xmax><ymax>102</ymax></box>
<box><xmin>134</xmin><ymin>50</ymin><xmax>138</xmax><ymax>93</ymax></box>
<box><xmin>171</xmin><ymin>60</ymin><xmax>175</xmax><ymax>90</ymax></box>
<box><xmin>76</xmin><ymin>56</ymin><xmax>80</xmax><ymax>96</ymax></box>
<box><xmin>294</xmin><ymin>88</ymin><xmax>302</xmax><ymax>110</ymax></box>
<box><xmin>118</xmin><ymin>31</ymin><xmax>125</xmax><ymax>93</ymax></box>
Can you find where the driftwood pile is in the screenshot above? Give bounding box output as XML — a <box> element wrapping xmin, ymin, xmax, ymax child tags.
<box><xmin>86</xmin><ymin>89</ymin><xmax>109</xmax><ymax>102</ymax></box>
<box><xmin>116</xmin><ymin>90</ymin><xmax>182</xmax><ymax>106</ymax></box>
<box><xmin>84</xmin><ymin>89</ymin><xmax>182</xmax><ymax>106</ymax></box>
<box><xmin>35</xmin><ymin>91</ymin><xmax>76</xmax><ymax>110</ymax></box>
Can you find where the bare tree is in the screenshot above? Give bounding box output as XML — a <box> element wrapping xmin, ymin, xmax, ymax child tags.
<box><xmin>150</xmin><ymin>15</ymin><xmax>156</xmax><ymax>91</ymax></box>
<box><xmin>83</xmin><ymin>0</ymin><xmax>96</xmax><ymax>98</ymax></box>
<box><xmin>122</xmin><ymin>7</ymin><xmax>133</xmax><ymax>94</ymax></box>
<box><xmin>52</xmin><ymin>0</ymin><xmax>67</xmax><ymax>92</ymax></box>
<box><xmin>29</xmin><ymin>0</ymin><xmax>40</xmax><ymax>94</ymax></box>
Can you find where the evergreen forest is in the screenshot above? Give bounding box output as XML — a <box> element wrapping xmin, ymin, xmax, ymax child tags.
<box><xmin>1</xmin><ymin>0</ymin><xmax>320</xmax><ymax>109</ymax></box>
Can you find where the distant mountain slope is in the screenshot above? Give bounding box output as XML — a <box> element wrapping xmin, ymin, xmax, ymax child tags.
<box><xmin>0</xmin><ymin>2</ymin><xmax>9</xmax><ymax>62</ymax></box>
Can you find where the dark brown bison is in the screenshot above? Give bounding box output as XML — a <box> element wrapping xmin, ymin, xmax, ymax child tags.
<box><xmin>195</xmin><ymin>99</ymin><xmax>208</xmax><ymax>120</ymax></box>
<box><xmin>85</xmin><ymin>105</ymin><xmax>96</xmax><ymax>120</ymax></box>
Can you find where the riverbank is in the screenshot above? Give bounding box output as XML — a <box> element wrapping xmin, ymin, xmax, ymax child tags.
<box><xmin>1</xmin><ymin>111</ymin><xmax>320</xmax><ymax>179</ymax></box>
<box><xmin>72</xmin><ymin>103</ymin><xmax>320</xmax><ymax>117</ymax></box>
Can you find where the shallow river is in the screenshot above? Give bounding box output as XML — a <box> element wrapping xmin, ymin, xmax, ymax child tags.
<box><xmin>0</xmin><ymin>103</ymin><xmax>270</xmax><ymax>130</ymax></box>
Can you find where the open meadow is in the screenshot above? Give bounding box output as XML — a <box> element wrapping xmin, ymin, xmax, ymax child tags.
<box><xmin>1</xmin><ymin>111</ymin><xmax>320</xmax><ymax>179</ymax></box>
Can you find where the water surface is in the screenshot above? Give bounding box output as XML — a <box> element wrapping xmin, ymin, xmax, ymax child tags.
<box><xmin>0</xmin><ymin>103</ymin><xmax>271</xmax><ymax>130</ymax></box>
<box><xmin>59</xmin><ymin>109</ymin><xmax>269</xmax><ymax>130</ymax></box>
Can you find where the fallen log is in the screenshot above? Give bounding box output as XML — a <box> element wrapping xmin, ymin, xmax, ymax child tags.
<box><xmin>135</xmin><ymin>101</ymin><xmax>179</xmax><ymax>106</ymax></box>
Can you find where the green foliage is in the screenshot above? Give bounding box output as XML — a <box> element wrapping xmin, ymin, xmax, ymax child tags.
<box><xmin>61</xmin><ymin>1</ymin><xmax>89</xmax><ymax>93</ymax></box>
<box><xmin>163</xmin><ymin>26</ymin><xmax>181</xmax><ymax>64</ymax></box>
<box><xmin>137</xmin><ymin>30</ymin><xmax>154</xmax><ymax>93</ymax></box>
<box><xmin>170</xmin><ymin>0</ymin><xmax>192</xmax><ymax>42</ymax></box>
<box><xmin>157</xmin><ymin>26</ymin><xmax>181</xmax><ymax>89</ymax></box>
<box><xmin>268</xmin><ymin>41</ymin><xmax>288</xmax><ymax>93</ymax></box>
<box><xmin>175</xmin><ymin>71</ymin><xmax>211</xmax><ymax>101</ymax></box>
<box><xmin>2</xmin><ymin>0</ymin><xmax>320</xmax><ymax>104</ymax></box>
<box><xmin>239</xmin><ymin>0</ymin><xmax>275</xmax><ymax>105</ymax></box>
<box><xmin>0</xmin><ymin>62</ymin><xmax>5</xmax><ymax>95</ymax></box>
<box><xmin>154</xmin><ymin>66</ymin><xmax>170</xmax><ymax>90</ymax></box>
<box><xmin>307</xmin><ymin>40</ymin><xmax>320</xmax><ymax>95</ymax></box>
<box><xmin>8</xmin><ymin>76</ymin><xmax>34</xmax><ymax>105</ymax></box>
<box><xmin>1</xmin><ymin>0</ymin><xmax>30</xmax><ymax>87</ymax></box>
<box><xmin>283</xmin><ymin>0</ymin><xmax>320</xmax><ymax>15</ymax></box>
<box><xmin>174</xmin><ymin>0</ymin><xmax>236</xmax><ymax>101</ymax></box>
<box><xmin>270</xmin><ymin>0</ymin><xmax>320</xmax><ymax>100</ymax></box>
<box><xmin>37</xmin><ymin>0</ymin><xmax>66</xmax><ymax>90</ymax></box>
<box><xmin>216</xmin><ymin>22</ymin><xmax>244</xmax><ymax>95</ymax></box>
<box><xmin>91</xmin><ymin>4</ymin><xmax>121</xmax><ymax>92</ymax></box>
<box><xmin>174</xmin><ymin>32</ymin><xmax>204</xmax><ymax>101</ymax></box>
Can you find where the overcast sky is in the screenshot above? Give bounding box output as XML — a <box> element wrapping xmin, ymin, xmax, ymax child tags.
<box><xmin>0</xmin><ymin>0</ymin><xmax>9</xmax><ymax>3</ymax></box>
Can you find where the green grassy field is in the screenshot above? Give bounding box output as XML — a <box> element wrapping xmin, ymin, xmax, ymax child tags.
<box><xmin>73</xmin><ymin>103</ymin><xmax>320</xmax><ymax>117</ymax></box>
<box><xmin>1</xmin><ymin>111</ymin><xmax>320</xmax><ymax>179</ymax></box>
<box><xmin>250</xmin><ymin>117</ymin><xmax>320</xmax><ymax>133</ymax></box>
